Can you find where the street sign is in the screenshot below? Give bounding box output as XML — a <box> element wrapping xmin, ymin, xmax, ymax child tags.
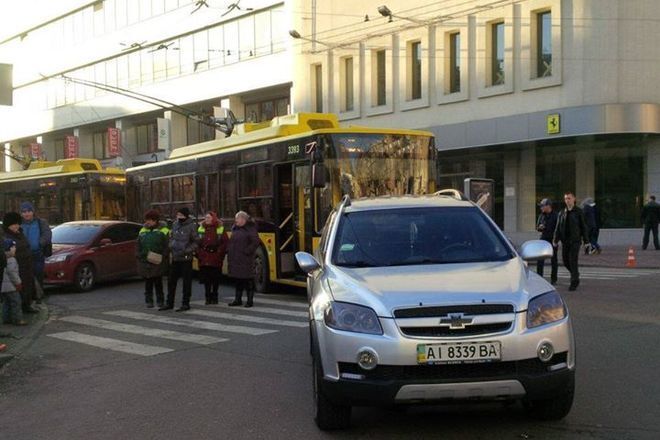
<box><xmin>108</xmin><ymin>127</ymin><xmax>121</xmax><ymax>157</ymax></box>
<box><xmin>547</xmin><ymin>113</ymin><xmax>560</xmax><ymax>134</ymax></box>
<box><xmin>464</xmin><ymin>178</ymin><xmax>495</xmax><ymax>218</ymax></box>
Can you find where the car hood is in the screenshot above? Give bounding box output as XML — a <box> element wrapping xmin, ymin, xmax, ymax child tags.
<box><xmin>51</xmin><ymin>244</ymin><xmax>84</xmax><ymax>254</ymax></box>
<box><xmin>325</xmin><ymin>259</ymin><xmax>551</xmax><ymax>317</ymax></box>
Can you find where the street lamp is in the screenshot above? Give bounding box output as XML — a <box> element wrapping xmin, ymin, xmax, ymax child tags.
<box><xmin>288</xmin><ymin>30</ymin><xmax>336</xmax><ymax>50</ymax></box>
<box><xmin>377</xmin><ymin>5</ymin><xmax>426</xmax><ymax>24</ymax></box>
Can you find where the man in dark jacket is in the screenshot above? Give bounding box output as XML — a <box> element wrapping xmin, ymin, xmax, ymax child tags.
<box><xmin>160</xmin><ymin>207</ymin><xmax>198</xmax><ymax>312</ymax></box>
<box><xmin>20</xmin><ymin>201</ymin><xmax>52</xmax><ymax>304</ymax></box>
<box><xmin>536</xmin><ymin>198</ymin><xmax>558</xmax><ymax>285</ymax></box>
<box><xmin>581</xmin><ymin>197</ymin><xmax>601</xmax><ymax>254</ymax></box>
<box><xmin>227</xmin><ymin>211</ymin><xmax>260</xmax><ymax>308</ymax></box>
<box><xmin>2</xmin><ymin>212</ymin><xmax>37</xmax><ymax>312</ymax></box>
<box><xmin>641</xmin><ymin>195</ymin><xmax>660</xmax><ymax>250</ymax></box>
<box><xmin>553</xmin><ymin>192</ymin><xmax>589</xmax><ymax>291</ymax></box>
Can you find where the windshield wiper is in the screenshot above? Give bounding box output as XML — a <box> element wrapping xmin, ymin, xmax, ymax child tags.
<box><xmin>387</xmin><ymin>258</ymin><xmax>445</xmax><ymax>267</ymax></box>
<box><xmin>336</xmin><ymin>261</ymin><xmax>377</xmax><ymax>268</ymax></box>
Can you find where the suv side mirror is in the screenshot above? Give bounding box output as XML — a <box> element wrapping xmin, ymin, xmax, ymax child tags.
<box><xmin>295</xmin><ymin>251</ymin><xmax>321</xmax><ymax>274</ymax></box>
<box><xmin>99</xmin><ymin>238</ymin><xmax>112</xmax><ymax>246</ymax></box>
<box><xmin>519</xmin><ymin>240</ymin><xmax>553</xmax><ymax>262</ymax></box>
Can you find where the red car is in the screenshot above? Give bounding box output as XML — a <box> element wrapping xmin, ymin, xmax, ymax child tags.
<box><xmin>45</xmin><ymin>221</ymin><xmax>142</xmax><ymax>291</ymax></box>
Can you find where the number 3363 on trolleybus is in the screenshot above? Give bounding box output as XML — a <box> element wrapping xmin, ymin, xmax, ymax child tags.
<box><xmin>125</xmin><ymin>112</ymin><xmax>437</xmax><ymax>292</ymax></box>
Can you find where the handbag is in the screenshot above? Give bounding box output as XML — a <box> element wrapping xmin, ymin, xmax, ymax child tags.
<box><xmin>146</xmin><ymin>251</ymin><xmax>163</xmax><ymax>265</ymax></box>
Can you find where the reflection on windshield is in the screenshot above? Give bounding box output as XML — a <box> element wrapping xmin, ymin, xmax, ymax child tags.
<box><xmin>331</xmin><ymin>134</ymin><xmax>434</xmax><ymax>198</ymax></box>
<box><xmin>52</xmin><ymin>224</ymin><xmax>102</xmax><ymax>245</ymax></box>
<box><xmin>332</xmin><ymin>207</ymin><xmax>513</xmax><ymax>267</ymax></box>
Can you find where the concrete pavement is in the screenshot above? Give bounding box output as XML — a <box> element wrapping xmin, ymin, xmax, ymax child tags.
<box><xmin>0</xmin><ymin>303</ymin><xmax>49</xmax><ymax>368</ymax></box>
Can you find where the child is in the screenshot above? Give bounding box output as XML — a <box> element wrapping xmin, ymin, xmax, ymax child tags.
<box><xmin>1</xmin><ymin>239</ymin><xmax>27</xmax><ymax>326</ymax></box>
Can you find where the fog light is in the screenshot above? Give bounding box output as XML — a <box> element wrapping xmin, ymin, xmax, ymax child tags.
<box><xmin>537</xmin><ymin>342</ymin><xmax>555</xmax><ymax>362</ymax></box>
<box><xmin>357</xmin><ymin>348</ymin><xmax>378</xmax><ymax>370</ymax></box>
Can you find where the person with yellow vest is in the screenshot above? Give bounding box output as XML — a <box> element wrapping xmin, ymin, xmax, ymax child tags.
<box><xmin>136</xmin><ymin>210</ymin><xmax>170</xmax><ymax>308</ymax></box>
<box><xmin>197</xmin><ymin>211</ymin><xmax>229</xmax><ymax>304</ymax></box>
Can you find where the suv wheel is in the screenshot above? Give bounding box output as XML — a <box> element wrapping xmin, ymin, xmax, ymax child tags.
<box><xmin>524</xmin><ymin>380</ymin><xmax>574</xmax><ymax>420</ymax></box>
<box><xmin>313</xmin><ymin>353</ymin><xmax>351</xmax><ymax>430</ymax></box>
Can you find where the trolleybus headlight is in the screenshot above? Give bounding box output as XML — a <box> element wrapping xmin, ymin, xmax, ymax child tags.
<box><xmin>527</xmin><ymin>291</ymin><xmax>566</xmax><ymax>329</ymax></box>
<box><xmin>324</xmin><ymin>301</ymin><xmax>383</xmax><ymax>335</ymax></box>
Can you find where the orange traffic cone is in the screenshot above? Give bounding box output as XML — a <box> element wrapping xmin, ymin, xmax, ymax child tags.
<box><xmin>625</xmin><ymin>247</ymin><xmax>637</xmax><ymax>268</ymax></box>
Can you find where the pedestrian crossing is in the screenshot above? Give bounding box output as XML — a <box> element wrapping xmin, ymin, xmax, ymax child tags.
<box><xmin>46</xmin><ymin>295</ymin><xmax>309</xmax><ymax>357</ymax></box>
<box><xmin>546</xmin><ymin>267</ymin><xmax>658</xmax><ymax>281</ymax></box>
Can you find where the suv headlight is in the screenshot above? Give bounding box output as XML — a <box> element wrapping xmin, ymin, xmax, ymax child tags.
<box><xmin>324</xmin><ymin>301</ymin><xmax>383</xmax><ymax>335</ymax></box>
<box><xmin>47</xmin><ymin>253</ymin><xmax>71</xmax><ymax>263</ymax></box>
<box><xmin>527</xmin><ymin>291</ymin><xmax>567</xmax><ymax>328</ymax></box>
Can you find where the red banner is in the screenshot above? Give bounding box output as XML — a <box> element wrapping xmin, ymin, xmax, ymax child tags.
<box><xmin>108</xmin><ymin>127</ymin><xmax>121</xmax><ymax>157</ymax></box>
<box><xmin>64</xmin><ymin>135</ymin><xmax>79</xmax><ymax>159</ymax></box>
<box><xmin>29</xmin><ymin>142</ymin><xmax>41</xmax><ymax>159</ymax></box>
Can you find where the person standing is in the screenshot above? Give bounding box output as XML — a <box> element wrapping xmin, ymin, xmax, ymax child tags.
<box><xmin>160</xmin><ymin>207</ymin><xmax>197</xmax><ymax>312</ymax></box>
<box><xmin>227</xmin><ymin>211</ymin><xmax>260</xmax><ymax>308</ymax></box>
<box><xmin>137</xmin><ymin>210</ymin><xmax>170</xmax><ymax>308</ymax></box>
<box><xmin>2</xmin><ymin>212</ymin><xmax>37</xmax><ymax>313</ymax></box>
<box><xmin>581</xmin><ymin>197</ymin><xmax>601</xmax><ymax>254</ymax></box>
<box><xmin>536</xmin><ymin>198</ymin><xmax>558</xmax><ymax>285</ymax></box>
<box><xmin>197</xmin><ymin>211</ymin><xmax>229</xmax><ymax>305</ymax></box>
<box><xmin>2</xmin><ymin>239</ymin><xmax>27</xmax><ymax>326</ymax></box>
<box><xmin>553</xmin><ymin>192</ymin><xmax>590</xmax><ymax>291</ymax></box>
<box><xmin>641</xmin><ymin>195</ymin><xmax>660</xmax><ymax>250</ymax></box>
<box><xmin>20</xmin><ymin>202</ymin><xmax>52</xmax><ymax>304</ymax></box>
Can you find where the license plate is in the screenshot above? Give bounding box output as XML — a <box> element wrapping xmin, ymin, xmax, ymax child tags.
<box><xmin>417</xmin><ymin>341</ymin><xmax>501</xmax><ymax>365</ymax></box>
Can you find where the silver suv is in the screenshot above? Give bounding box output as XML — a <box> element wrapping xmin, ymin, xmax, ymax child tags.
<box><xmin>296</xmin><ymin>194</ymin><xmax>575</xmax><ymax>430</ymax></box>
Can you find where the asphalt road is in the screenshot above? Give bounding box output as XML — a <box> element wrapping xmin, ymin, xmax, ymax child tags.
<box><xmin>1</xmin><ymin>266</ymin><xmax>659</xmax><ymax>440</ymax></box>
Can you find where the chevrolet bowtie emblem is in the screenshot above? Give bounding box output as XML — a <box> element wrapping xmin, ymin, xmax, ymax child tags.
<box><xmin>439</xmin><ymin>313</ymin><xmax>473</xmax><ymax>329</ymax></box>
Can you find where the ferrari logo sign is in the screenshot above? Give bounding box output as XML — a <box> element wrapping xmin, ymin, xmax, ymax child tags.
<box><xmin>547</xmin><ymin>114</ymin><xmax>560</xmax><ymax>134</ymax></box>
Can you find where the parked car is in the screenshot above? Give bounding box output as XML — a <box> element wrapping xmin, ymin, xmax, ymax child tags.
<box><xmin>45</xmin><ymin>221</ymin><xmax>142</xmax><ymax>291</ymax></box>
<box><xmin>296</xmin><ymin>194</ymin><xmax>574</xmax><ymax>430</ymax></box>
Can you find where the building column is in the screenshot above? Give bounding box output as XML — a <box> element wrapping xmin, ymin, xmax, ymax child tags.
<box><xmin>518</xmin><ymin>147</ymin><xmax>537</xmax><ymax>232</ymax></box>
<box><xmin>164</xmin><ymin>111</ymin><xmax>187</xmax><ymax>150</ymax></box>
<box><xmin>647</xmin><ymin>138</ymin><xmax>660</xmax><ymax>198</ymax></box>
<box><xmin>503</xmin><ymin>152</ymin><xmax>519</xmax><ymax>233</ymax></box>
<box><xmin>77</xmin><ymin>127</ymin><xmax>94</xmax><ymax>159</ymax></box>
<box><xmin>575</xmin><ymin>149</ymin><xmax>595</xmax><ymax>201</ymax></box>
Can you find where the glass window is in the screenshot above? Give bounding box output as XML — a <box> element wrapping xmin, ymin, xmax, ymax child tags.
<box><xmin>193</xmin><ymin>30</ymin><xmax>209</xmax><ymax>68</ymax></box>
<box><xmin>536</xmin><ymin>145</ymin><xmax>576</xmax><ymax>213</ymax></box>
<box><xmin>224</xmin><ymin>21</ymin><xmax>239</xmax><ymax>64</ymax></box>
<box><xmin>117</xmin><ymin>55</ymin><xmax>129</xmax><ymax>87</ymax></box>
<box><xmin>104</xmin><ymin>0</ymin><xmax>116</xmax><ymax>32</ymax></box>
<box><xmin>332</xmin><ymin>207</ymin><xmax>513</xmax><ymax>267</ymax></box>
<box><xmin>239</xmin><ymin>164</ymin><xmax>272</xmax><ymax>198</ymax></box>
<box><xmin>208</xmin><ymin>26</ymin><xmax>225</xmax><ymax>68</ymax></box>
<box><xmin>491</xmin><ymin>21</ymin><xmax>505</xmax><ymax>85</ymax></box>
<box><xmin>166</xmin><ymin>41</ymin><xmax>180</xmax><ymax>78</ymax></box>
<box><xmin>343</xmin><ymin>57</ymin><xmax>354</xmax><ymax>112</ymax></box>
<box><xmin>410</xmin><ymin>41</ymin><xmax>422</xmax><ymax>100</ymax></box>
<box><xmin>172</xmin><ymin>175</ymin><xmax>195</xmax><ymax>202</ymax></box>
<box><xmin>239</xmin><ymin>198</ymin><xmax>273</xmax><ymax>221</ymax></box>
<box><xmin>537</xmin><ymin>11</ymin><xmax>552</xmax><ymax>78</ymax></box>
<box><xmin>93</xmin><ymin>131</ymin><xmax>109</xmax><ymax>159</ymax></box>
<box><xmin>271</xmin><ymin>7</ymin><xmax>286</xmax><ymax>52</ymax></box>
<box><xmin>52</xmin><ymin>224</ymin><xmax>103</xmax><ymax>245</ymax></box>
<box><xmin>165</xmin><ymin>0</ymin><xmax>178</xmax><ymax>12</ymax></box>
<box><xmin>151</xmin><ymin>178</ymin><xmax>170</xmax><ymax>203</ymax></box>
<box><xmin>106</xmin><ymin>58</ymin><xmax>117</xmax><ymax>88</ymax></box>
<box><xmin>239</xmin><ymin>16</ymin><xmax>255</xmax><ymax>59</ymax></box>
<box><xmin>116</xmin><ymin>0</ymin><xmax>128</xmax><ymax>28</ymax></box>
<box><xmin>179</xmin><ymin>35</ymin><xmax>194</xmax><ymax>74</ymax></box>
<box><xmin>93</xmin><ymin>2</ymin><xmax>105</xmax><ymax>36</ymax></box>
<box><xmin>139</xmin><ymin>0</ymin><xmax>151</xmax><ymax>20</ymax></box>
<box><xmin>153</xmin><ymin>48</ymin><xmax>167</xmax><ymax>81</ymax></box>
<box><xmin>128</xmin><ymin>51</ymin><xmax>141</xmax><ymax>86</ymax></box>
<box><xmin>220</xmin><ymin>168</ymin><xmax>237</xmax><ymax>218</ymax></box>
<box><xmin>254</xmin><ymin>12</ymin><xmax>271</xmax><ymax>56</ymax></box>
<box><xmin>375</xmin><ymin>49</ymin><xmax>386</xmax><ymax>106</ymax></box>
<box><xmin>152</xmin><ymin>0</ymin><xmax>165</xmax><ymax>15</ymax></box>
<box><xmin>449</xmin><ymin>32</ymin><xmax>461</xmax><ymax>93</ymax></box>
<box><xmin>207</xmin><ymin>173</ymin><xmax>219</xmax><ymax>214</ymax></box>
<box><xmin>73</xmin><ymin>11</ymin><xmax>85</xmax><ymax>45</ymax></box>
<box><xmin>314</xmin><ymin>64</ymin><xmax>323</xmax><ymax>113</ymax></box>
<box><xmin>127</xmin><ymin>0</ymin><xmax>139</xmax><ymax>24</ymax></box>
<box><xmin>94</xmin><ymin>63</ymin><xmax>106</xmax><ymax>96</ymax></box>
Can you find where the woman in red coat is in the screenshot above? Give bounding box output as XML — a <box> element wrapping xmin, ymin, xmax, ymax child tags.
<box><xmin>196</xmin><ymin>211</ymin><xmax>228</xmax><ymax>304</ymax></box>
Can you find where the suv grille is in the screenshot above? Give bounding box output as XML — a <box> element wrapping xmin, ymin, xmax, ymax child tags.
<box><xmin>400</xmin><ymin>323</ymin><xmax>512</xmax><ymax>337</ymax></box>
<box><xmin>394</xmin><ymin>304</ymin><xmax>514</xmax><ymax>318</ymax></box>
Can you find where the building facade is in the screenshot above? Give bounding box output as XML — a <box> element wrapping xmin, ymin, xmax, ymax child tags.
<box><xmin>291</xmin><ymin>0</ymin><xmax>660</xmax><ymax>244</ymax></box>
<box><xmin>0</xmin><ymin>0</ymin><xmax>293</xmax><ymax>170</ymax></box>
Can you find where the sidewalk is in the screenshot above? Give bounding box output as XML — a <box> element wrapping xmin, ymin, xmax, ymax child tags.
<box><xmin>0</xmin><ymin>303</ymin><xmax>49</xmax><ymax>369</ymax></box>
<box><xmin>578</xmin><ymin>245</ymin><xmax>660</xmax><ymax>269</ymax></box>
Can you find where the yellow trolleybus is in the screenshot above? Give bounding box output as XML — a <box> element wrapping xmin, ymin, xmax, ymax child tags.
<box><xmin>126</xmin><ymin>113</ymin><xmax>436</xmax><ymax>292</ymax></box>
<box><xmin>0</xmin><ymin>158</ymin><xmax>126</xmax><ymax>224</ymax></box>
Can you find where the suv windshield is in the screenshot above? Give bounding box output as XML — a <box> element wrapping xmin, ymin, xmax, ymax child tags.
<box><xmin>52</xmin><ymin>224</ymin><xmax>102</xmax><ymax>245</ymax></box>
<box><xmin>332</xmin><ymin>207</ymin><xmax>514</xmax><ymax>267</ymax></box>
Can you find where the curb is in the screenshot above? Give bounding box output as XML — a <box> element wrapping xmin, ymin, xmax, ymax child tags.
<box><xmin>0</xmin><ymin>304</ymin><xmax>49</xmax><ymax>369</ymax></box>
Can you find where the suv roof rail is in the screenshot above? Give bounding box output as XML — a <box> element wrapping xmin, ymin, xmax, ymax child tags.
<box><xmin>434</xmin><ymin>188</ymin><xmax>469</xmax><ymax>201</ymax></box>
<box><xmin>340</xmin><ymin>194</ymin><xmax>352</xmax><ymax>207</ymax></box>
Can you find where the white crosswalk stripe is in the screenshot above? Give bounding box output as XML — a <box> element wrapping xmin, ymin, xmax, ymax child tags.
<box><xmin>545</xmin><ymin>267</ymin><xmax>658</xmax><ymax>281</ymax></box>
<box><xmin>185</xmin><ymin>309</ymin><xmax>307</xmax><ymax>328</ymax></box>
<box><xmin>193</xmin><ymin>300</ymin><xmax>308</xmax><ymax>318</ymax></box>
<box><xmin>104</xmin><ymin>310</ymin><xmax>278</xmax><ymax>335</ymax></box>
<box><xmin>216</xmin><ymin>297</ymin><xmax>309</xmax><ymax>309</ymax></box>
<box><xmin>59</xmin><ymin>316</ymin><xmax>228</xmax><ymax>345</ymax></box>
<box><xmin>48</xmin><ymin>331</ymin><xmax>173</xmax><ymax>356</ymax></box>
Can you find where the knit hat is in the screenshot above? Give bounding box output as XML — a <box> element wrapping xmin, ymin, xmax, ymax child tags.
<box><xmin>2</xmin><ymin>212</ymin><xmax>21</xmax><ymax>228</ymax></box>
<box><xmin>177</xmin><ymin>207</ymin><xmax>190</xmax><ymax>218</ymax></box>
<box><xmin>538</xmin><ymin>198</ymin><xmax>552</xmax><ymax>207</ymax></box>
<box><xmin>144</xmin><ymin>209</ymin><xmax>160</xmax><ymax>222</ymax></box>
<box><xmin>3</xmin><ymin>238</ymin><xmax>16</xmax><ymax>252</ymax></box>
<box><xmin>20</xmin><ymin>201</ymin><xmax>35</xmax><ymax>212</ymax></box>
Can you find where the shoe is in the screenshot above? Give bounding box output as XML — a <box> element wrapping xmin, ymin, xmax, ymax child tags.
<box><xmin>158</xmin><ymin>305</ymin><xmax>173</xmax><ymax>311</ymax></box>
<box><xmin>550</xmin><ymin>279</ymin><xmax>557</xmax><ymax>285</ymax></box>
<box><xmin>146</xmin><ymin>303</ymin><xmax>155</xmax><ymax>308</ymax></box>
<box><xmin>205</xmin><ymin>300</ymin><xmax>211</xmax><ymax>305</ymax></box>
<box><xmin>24</xmin><ymin>308</ymin><xmax>39</xmax><ymax>314</ymax></box>
<box><xmin>244</xmin><ymin>303</ymin><xmax>253</xmax><ymax>308</ymax></box>
<box><xmin>228</xmin><ymin>300</ymin><xmax>242</xmax><ymax>307</ymax></box>
<box><xmin>14</xmin><ymin>320</ymin><xmax>28</xmax><ymax>326</ymax></box>
<box><xmin>568</xmin><ymin>283</ymin><xmax>577</xmax><ymax>291</ymax></box>
<box><xmin>175</xmin><ymin>305</ymin><xmax>190</xmax><ymax>312</ymax></box>
<box><xmin>157</xmin><ymin>303</ymin><xmax>164</xmax><ymax>309</ymax></box>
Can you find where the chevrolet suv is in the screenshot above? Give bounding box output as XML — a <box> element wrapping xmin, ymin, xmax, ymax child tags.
<box><xmin>295</xmin><ymin>194</ymin><xmax>575</xmax><ymax>430</ymax></box>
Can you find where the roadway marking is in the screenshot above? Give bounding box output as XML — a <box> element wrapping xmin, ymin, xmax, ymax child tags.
<box><xmin>59</xmin><ymin>316</ymin><xmax>228</xmax><ymax>345</ymax></box>
<box><xmin>211</xmin><ymin>297</ymin><xmax>309</xmax><ymax>309</ymax></box>
<box><xmin>205</xmin><ymin>300</ymin><xmax>308</xmax><ymax>318</ymax></box>
<box><xmin>104</xmin><ymin>311</ymin><xmax>277</xmax><ymax>336</ymax></box>
<box><xmin>48</xmin><ymin>331</ymin><xmax>173</xmax><ymax>357</ymax></box>
<box><xmin>185</xmin><ymin>309</ymin><xmax>308</xmax><ymax>328</ymax></box>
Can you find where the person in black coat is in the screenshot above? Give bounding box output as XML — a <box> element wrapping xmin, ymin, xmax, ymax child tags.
<box><xmin>641</xmin><ymin>195</ymin><xmax>660</xmax><ymax>250</ymax></box>
<box><xmin>581</xmin><ymin>197</ymin><xmax>601</xmax><ymax>254</ymax></box>
<box><xmin>2</xmin><ymin>212</ymin><xmax>38</xmax><ymax>313</ymax></box>
<box><xmin>553</xmin><ymin>192</ymin><xmax>589</xmax><ymax>291</ymax></box>
<box><xmin>227</xmin><ymin>211</ymin><xmax>260</xmax><ymax>308</ymax></box>
<box><xmin>536</xmin><ymin>198</ymin><xmax>558</xmax><ymax>285</ymax></box>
